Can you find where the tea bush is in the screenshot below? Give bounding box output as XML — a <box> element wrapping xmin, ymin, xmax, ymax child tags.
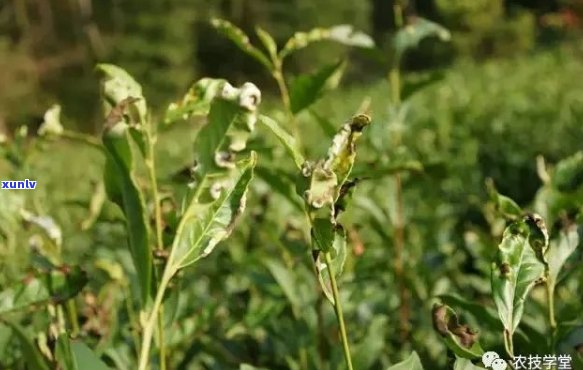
<box><xmin>0</xmin><ymin>12</ymin><xmax>582</xmax><ymax>370</ymax></box>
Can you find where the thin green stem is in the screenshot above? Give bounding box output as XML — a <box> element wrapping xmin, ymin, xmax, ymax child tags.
<box><xmin>158</xmin><ymin>304</ymin><xmax>167</xmax><ymax>370</ymax></box>
<box><xmin>65</xmin><ymin>299</ymin><xmax>80</xmax><ymax>337</ymax></box>
<box><xmin>389</xmin><ymin>0</ymin><xmax>410</xmax><ymax>342</ymax></box>
<box><xmin>503</xmin><ymin>329</ymin><xmax>514</xmax><ymax>359</ymax></box>
<box><xmin>324</xmin><ymin>252</ymin><xmax>353</xmax><ymax>370</ymax></box>
<box><xmin>272</xmin><ymin>63</ymin><xmax>303</xmax><ymax>153</ymax></box>
<box><xmin>545</xmin><ymin>268</ymin><xmax>557</xmax><ymax>350</ymax></box>
<box><xmin>60</xmin><ymin>130</ymin><xmax>103</xmax><ymax>150</ymax></box>
<box><xmin>144</xmin><ymin>130</ymin><xmax>164</xmax><ymax>251</ymax></box>
<box><xmin>137</xmin><ymin>272</ymin><xmax>171</xmax><ymax>370</ymax></box>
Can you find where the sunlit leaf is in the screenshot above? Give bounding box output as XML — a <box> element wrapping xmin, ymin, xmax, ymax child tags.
<box><xmin>0</xmin><ymin>266</ymin><xmax>87</xmax><ymax>314</ymax></box>
<box><xmin>289</xmin><ymin>60</ymin><xmax>346</xmax><ymax>114</ymax></box>
<box><xmin>96</xmin><ymin>64</ymin><xmax>147</xmax><ymax>125</ymax></box>
<box><xmin>394</xmin><ymin>17</ymin><xmax>450</xmax><ymax>58</ymax></box>
<box><xmin>211</xmin><ymin>19</ymin><xmax>272</xmax><ymax>70</ymax></box>
<box><xmin>38</xmin><ymin>104</ymin><xmax>64</xmax><ymax>137</ymax></box>
<box><xmin>552</xmin><ymin>151</ymin><xmax>583</xmax><ymax>193</ymax></box>
<box><xmin>258</xmin><ymin>115</ymin><xmax>305</xmax><ymax>169</ymax></box>
<box><xmin>164</xmin><ymin>78</ymin><xmax>226</xmax><ymax>125</ymax></box>
<box><xmin>386</xmin><ymin>351</ymin><xmax>424</xmax><ymax>370</ymax></box>
<box><xmin>432</xmin><ymin>303</ymin><xmax>484</xmax><ymax>359</ymax></box>
<box><xmin>547</xmin><ymin>224</ymin><xmax>579</xmax><ymax>295</ymax></box>
<box><xmin>279</xmin><ymin>25</ymin><xmax>373</xmax><ymax>59</ymax></box>
<box><xmin>165</xmin><ymin>153</ymin><xmax>256</xmax><ymax>274</ymax></box>
<box><xmin>102</xmin><ymin>101</ymin><xmax>152</xmax><ymax>304</ymax></box>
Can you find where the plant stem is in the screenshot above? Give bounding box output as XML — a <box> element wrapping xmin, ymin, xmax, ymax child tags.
<box><xmin>144</xmin><ymin>130</ymin><xmax>164</xmax><ymax>252</ymax></box>
<box><xmin>158</xmin><ymin>304</ymin><xmax>167</xmax><ymax>370</ymax></box>
<box><xmin>272</xmin><ymin>63</ymin><xmax>303</xmax><ymax>152</ymax></box>
<box><xmin>65</xmin><ymin>299</ymin><xmax>80</xmax><ymax>337</ymax></box>
<box><xmin>324</xmin><ymin>251</ymin><xmax>353</xmax><ymax>370</ymax></box>
<box><xmin>545</xmin><ymin>268</ymin><xmax>557</xmax><ymax>349</ymax></box>
<box><xmin>390</xmin><ymin>0</ymin><xmax>410</xmax><ymax>342</ymax></box>
<box><xmin>503</xmin><ymin>329</ymin><xmax>514</xmax><ymax>359</ymax></box>
<box><xmin>138</xmin><ymin>273</ymin><xmax>171</xmax><ymax>370</ymax></box>
<box><xmin>60</xmin><ymin>130</ymin><xmax>103</xmax><ymax>150</ymax></box>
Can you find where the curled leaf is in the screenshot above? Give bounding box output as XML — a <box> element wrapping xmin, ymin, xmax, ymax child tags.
<box><xmin>432</xmin><ymin>303</ymin><xmax>484</xmax><ymax>359</ymax></box>
<box><xmin>394</xmin><ymin>17</ymin><xmax>451</xmax><ymax>58</ymax></box>
<box><xmin>164</xmin><ymin>78</ymin><xmax>226</xmax><ymax>125</ymax></box>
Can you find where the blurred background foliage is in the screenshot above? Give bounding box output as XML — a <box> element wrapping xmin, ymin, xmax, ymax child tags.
<box><xmin>1</xmin><ymin>0</ymin><xmax>583</xmax><ymax>128</ymax></box>
<box><xmin>1</xmin><ymin>0</ymin><xmax>583</xmax><ymax>369</ymax></box>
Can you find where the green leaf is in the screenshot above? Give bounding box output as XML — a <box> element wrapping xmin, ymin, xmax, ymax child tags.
<box><xmin>55</xmin><ymin>334</ymin><xmax>76</xmax><ymax>370</ymax></box>
<box><xmin>102</xmin><ymin>104</ymin><xmax>152</xmax><ymax>304</ymax></box>
<box><xmin>402</xmin><ymin>70</ymin><xmax>446</xmax><ymax>100</ymax></box>
<box><xmin>258</xmin><ymin>115</ymin><xmax>305</xmax><ymax>169</ymax></box>
<box><xmin>1</xmin><ymin>321</ymin><xmax>50</xmax><ymax>370</ymax></box>
<box><xmin>164</xmin><ymin>78</ymin><xmax>226</xmax><ymax>125</ymax></box>
<box><xmin>279</xmin><ymin>25</ymin><xmax>373</xmax><ymax>59</ymax></box>
<box><xmin>547</xmin><ymin>224</ymin><xmax>579</xmax><ymax>291</ymax></box>
<box><xmin>69</xmin><ymin>340</ymin><xmax>111</xmax><ymax>370</ymax></box>
<box><xmin>164</xmin><ymin>153</ymin><xmax>256</xmax><ymax>275</ymax></box>
<box><xmin>313</xmin><ymin>225</ymin><xmax>347</xmax><ymax>304</ymax></box>
<box><xmin>255</xmin><ymin>27</ymin><xmax>278</xmax><ymax>61</ymax></box>
<box><xmin>240</xmin><ymin>365</ymin><xmax>268</xmax><ymax>370</ymax></box>
<box><xmin>453</xmin><ymin>358</ymin><xmax>484</xmax><ymax>370</ymax></box>
<box><xmin>263</xmin><ymin>258</ymin><xmax>302</xmax><ymax>311</ymax></box>
<box><xmin>432</xmin><ymin>303</ymin><xmax>485</xmax><ymax>359</ymax></box>
<box><xmin>289</xmin><ymin>60</ymin><xmax>346</xmax><ymax>114</ymax></box>
<box><xmin>486</xmin><ymin>179</ymin><xmax>523</xmax><ymax>221</ymax></box>
<box><xmin>394</xmin><ymin>17</ymin><xmax>450</xmax><ymax>58</ymax></box>
<box><xmin>0</xmin><ymin>266</ymin><xmax>87</xmax><ymax>314</ymax></box>
<box><xmin>309</xmin><ymin>109</ymin><xmax>337</xmax><ymax>139</ymax></box>
<box><xmin>491</xmin><ymin>220</ymin><xmax>546</xmax><ymax>336</ymax></box>
<box><xmin>211</xmin><ymin>19</ymin><xmax>272</xmax><ymax>70</ymax></box>
<box><xmin>352</xmin><ymin>316</ymin><xmax>388</xmax><ymax>370</ymax></box>
<box><xmin>96</xmin><ymin>64</ymin><xmax>147</xmax><ymax>125</ymax></box>
<box><xmin>386</xmin><ymin>351</ymin><xmax>424</xmax><ymax>370</ymax></box>
<box><xmin>552</xmin><ymin>151</ymin><xmax>583</xmax><ymax>192</ymax></box>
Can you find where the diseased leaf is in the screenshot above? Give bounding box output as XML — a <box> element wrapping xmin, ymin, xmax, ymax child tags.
<box><xmin>96</xmin><ymin>64</ymin><xmax>147</xmax><ymax>125</ymax></box>
<box><xmin>258</xmin><ymin>115</ymin><xmax>305</xmax><ymax>169</ymax></box>
<box><xmin>491</xmin><ymin>218</ymin><xmax>546</xmax><ymax>337</ymax></box>
<box><xmin>1</xmin><ymin>321</ymin><xmax>50</xmax><ymax>370</ymax></box>
<box><xmin>164</xmin><ymin>78</ymin><xmax>226</xmax><ymax>125</ymax></box>
<box><xmin>211</xmin><ymin>19</ymin><xmax>272</xmax><ymax>70</ymax></box>
<box><xmin>394</xmin><ymin>17</ymin><xmax>450</xmax><ymax>58</ymax></box>
<box><xmin>552</xmin><ymin>151</ymin><xmax>583</xmax><ymax>193</ymax></box>
<box><xmin>432</xmin><ymin>303</ymin><xmax>484</xmax><ymax>359</ymax></box>
<box><xmin>437</xmin><ymin>293</ymin><xmax>502</xmax><ymax>331</ymax></box>
<box><xmin>192</xmin><ymin>82</ymin><xmax>261</xmax><ymax>184</ymax></box>
<box><xmin>102</xmin><ymin>105</ymin><xmax>152</xmax><ymax>304</ymax></box>
<box><xmin>386</xmin><ymin>351</ymin><xmax>424</xmax><ymax>370</ymax></box>
<box><xmin>0</xmin><ymin>266</ymin><xmax>87</xmax><ymax>314</ymax></box>
<box><xmin>289</xmin><ymin>60</ymin><xmax>346</xmax><ymax>114</ymax></box>
<box><xmin>323</xmin><ymin>114</ymin><xmax>371</xmax><ymax>186</ymax></box>
<box><xmin>165</xmin><ymin>153</ymin><xmax>256</xmax><ymax>274</ymax></box>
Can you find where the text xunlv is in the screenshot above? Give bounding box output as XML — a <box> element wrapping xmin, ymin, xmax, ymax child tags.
<box><xmin>1</xmin><ymin>179</ymin><xmax>37</xmax><ymax>190</ymax></box>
